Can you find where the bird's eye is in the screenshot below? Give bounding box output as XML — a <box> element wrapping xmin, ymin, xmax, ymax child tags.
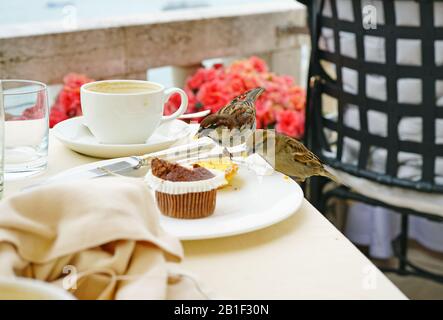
<box><xmin>207</xmin><ymin>124</ymin><xmax>218</xmax><ymax>130</ymax></box>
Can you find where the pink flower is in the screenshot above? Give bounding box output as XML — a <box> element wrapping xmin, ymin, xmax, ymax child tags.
<box><xmin>289</xmin><ymin>86</ymin><xmax>306</xmax><ymax>111</ymax></box>
<box><xmin>186</xmin><ymin>67</ymin><xmax>223</xmax><ymax>90</ymax></box>
<box><xmin>256</xmin><ymin>99</ymin><xmax>275</xmax><ymax>129</ymax></box>
<box><xmin>49</xmin><ymin>73</ymin><xmax>94</xmax><ymax>127</ymax></box>
<box><xmin>276</xmin><ymin>109</ymin><xmax>305</xmax><ymax>138</ymax></box>
<box><xmin>243</xmin><ymin>74</ymin><xmax>265</xmax><ymax>90</ymax></box>
<box><xmin>228</xmin><ymin>56</ymin><xmax>268</xmax><ymax>74</ymax></box>
<box><xmin>21</xmin><ymin>91</ymin><xmax>47</xmax><ymax>120</ymax></box>
<box><xmin>249</xmin><ymin>56</ymin><xmax>268</xmax><ymax>73</ymax></box>
<box><xmin>187</xmin><ymin>68</ymin><xmax>207</xmax><ymax>90</ymax></box>
<box><xmin>164</xmin><ymin>89</ymin><xmax>199</xmax><ymax>116</ymax></box>
<box><xmin>49</xmin><ymin>108</ymin><xmax>69</xmax><ymax>128</ymax></box>
<box><xmin>225</xmin><ymin>73</ymin><xmax>246</xmax><ymax>96</ymax></box>
<box><xmin>164</xmin><ymin>93</ymin><xmax>182</xmax><ymax>116</ymax></box>
<box><xmin>196</xmin><ymin>81</ymin><xmax>230</xmax><ymax>113</ymax></box>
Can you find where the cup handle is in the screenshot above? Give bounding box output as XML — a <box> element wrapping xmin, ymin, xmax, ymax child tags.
<box><xmin>160</xmin><ymin>87</ymin><xmax>188</xmax><ymax>123</ymax></box>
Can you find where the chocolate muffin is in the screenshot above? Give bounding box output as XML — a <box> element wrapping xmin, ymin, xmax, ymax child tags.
<box><xmin>146</xmin><ymin>158</ymin><xmax>226</xmax><ymax>219</ymax></box>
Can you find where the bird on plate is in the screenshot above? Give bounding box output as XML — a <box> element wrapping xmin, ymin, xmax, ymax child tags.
<box><xmin>245</xmin><ymin>129</ymin><xmax>338</xmax><ymax>183</ymax></box>
<box><xmin>196</xmin><ymin>87</ymin><xmax>265</xmax><ymax>144</ymax></box>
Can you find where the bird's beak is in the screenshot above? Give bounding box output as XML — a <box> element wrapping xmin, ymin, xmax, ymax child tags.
<box><xmin>246</xmin><ymin>87</ymin><xmax>265</xmax><ymax>102</ymax></box>
<box><xmin>195</xmin><ymin>126</ymin><xmax>205</xmax><ymax>139</ymax></box>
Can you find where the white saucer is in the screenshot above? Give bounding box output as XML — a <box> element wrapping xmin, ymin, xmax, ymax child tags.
<box><xmin>50</xmin><ymin>159</ymin><xmax>303</xmax><ymax>240</ymax></box>
<box><xmin>53</xmin><ymin>116</ymin><xmax>198</xmax><ymax>158</ymax></box>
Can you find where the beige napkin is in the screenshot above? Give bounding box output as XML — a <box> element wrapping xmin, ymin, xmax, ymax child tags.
<box><xmin>0</xmin><ymin>177</ymin><xmax>207</xmax><ymax>300</ymax></box>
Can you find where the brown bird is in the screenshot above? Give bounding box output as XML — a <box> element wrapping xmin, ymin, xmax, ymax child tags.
<box><xmin>196</xmin><ymin>87</ymin><xmax>264</xmax><ymax>143</ymax></box>
<box><xmin>246</xmin><ymin>129</ymin><xmax>338</xmax><ymax>182</ymax></box>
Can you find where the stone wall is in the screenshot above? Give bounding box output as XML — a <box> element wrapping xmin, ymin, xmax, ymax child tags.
<box><xmin>0</xmin><ymin>3</ymin><xmax>307</xmax><ymax>84</ymax></box>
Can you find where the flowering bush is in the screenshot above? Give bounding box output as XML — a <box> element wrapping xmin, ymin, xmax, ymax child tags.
<box><xmin>48</xmin><ymin>57</ymin><xmax>306</xmax><ymax>138</ymax></box>
<box><xmin>165</xmin><ymin>56</ymin><xmax>306</xmax><ymax>138</ymax></box>
<box><xmin>49</xmin><ymin>73</ymin><xmax>94</xmax><ymax>127</ymax></box>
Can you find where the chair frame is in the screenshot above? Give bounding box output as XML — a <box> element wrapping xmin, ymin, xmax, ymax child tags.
<box><xmin>304</xmin><ymin>0</ymin><xmax>443</xmax><ymax>283</ymax></box>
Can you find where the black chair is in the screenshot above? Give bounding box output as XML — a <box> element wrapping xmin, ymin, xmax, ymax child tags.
<box><xmin>303</xmin><ymin>0</ymin><xmax>443</xmax><ymax>283</ymax></box>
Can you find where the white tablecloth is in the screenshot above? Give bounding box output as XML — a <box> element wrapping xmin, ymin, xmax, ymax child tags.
<box><xmin>1</xmin><ymin>133</ymin><xmax>407</xmax><ymax>299</ymax></box>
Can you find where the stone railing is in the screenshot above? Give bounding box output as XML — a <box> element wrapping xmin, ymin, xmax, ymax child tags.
<box><xmin>0</xmin><ymin>2</ymin><xmax>308</xmax><ymax>87</ymax></box>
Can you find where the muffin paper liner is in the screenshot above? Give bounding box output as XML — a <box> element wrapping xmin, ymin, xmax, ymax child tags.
<box><xmin>155</xmin><ymin>190</ymin><xmax>217</xmax><ymax>219</ymax></box>
<box><xmin>145</xmin><ymin>169</ymin><xmax>226</xmax><ymax>195</ymax></box>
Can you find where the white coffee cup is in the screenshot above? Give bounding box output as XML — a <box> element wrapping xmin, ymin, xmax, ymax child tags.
<box><xmin>81</xmin><ymin>80</ymin><xmax>188</xmax><ymax>144</ymax></box>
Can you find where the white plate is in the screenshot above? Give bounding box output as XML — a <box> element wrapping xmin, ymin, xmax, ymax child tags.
<box><xmin>50</xmin><ymin>158</ymin><xmax>304</xmax><ymax>240</ymax></box>
<box><xmin>53</xmin><ymin>116</ymin><xmax>197</xmax><ymax>159</ymax></box>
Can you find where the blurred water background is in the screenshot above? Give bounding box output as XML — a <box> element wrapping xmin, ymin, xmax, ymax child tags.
<box><xmin>0</xmin><ymin>0</ymin><xmax>293</xmax><ymax>25</ymax></box>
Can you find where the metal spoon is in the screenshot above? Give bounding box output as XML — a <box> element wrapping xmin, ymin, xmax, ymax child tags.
<box><xmin>178</xmin><ymin>110</ymin><xmax>210</xmax><ymax>119</ymax></box>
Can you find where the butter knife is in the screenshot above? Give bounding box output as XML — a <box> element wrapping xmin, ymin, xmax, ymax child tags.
<box><xmin>24</xmin><ymin>138</ymin><xmax>215</xmax><ymax>190</ymax></box>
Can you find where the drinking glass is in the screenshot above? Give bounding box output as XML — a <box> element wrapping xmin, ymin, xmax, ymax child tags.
<box><xmin>0</xmin><ymin>81</ymin><xmax>4</xmax><ymax>197</ymax></box>
<box><xmin>2</xmin><ymin>80</ymin><xmax>49</xmax><ymax>179</ymax></box>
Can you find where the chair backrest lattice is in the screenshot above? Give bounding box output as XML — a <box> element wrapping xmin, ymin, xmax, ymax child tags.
<box><xmin>307</xmin><ymin>0</ymin><xmax>443</xmax><ymax>193</ymax></box>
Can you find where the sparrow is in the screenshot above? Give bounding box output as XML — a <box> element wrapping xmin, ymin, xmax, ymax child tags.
<box><xmin>196</xmin><ymin>87</ymin><xmax>264</xmax><ymax>144</ymax></box>
<box><xmin>246</xmin><ymin>129</ymin><xmax>338</xmax><ymax>182</ymax></box>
